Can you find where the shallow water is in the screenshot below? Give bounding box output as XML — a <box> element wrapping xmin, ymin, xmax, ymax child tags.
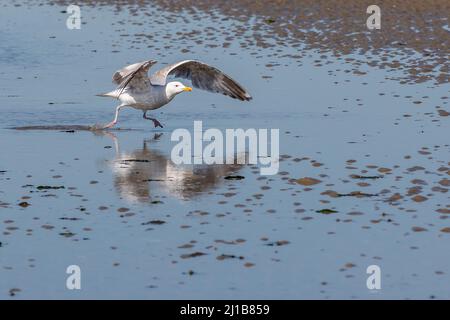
<box><xmin>0</xmin><ymin>1</ymin><xmax>449</xmax><ymax>299</ymax></box>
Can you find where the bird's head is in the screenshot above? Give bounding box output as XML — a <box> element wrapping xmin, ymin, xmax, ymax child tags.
<box><xmin>165</xmin><ymin>81</ymin><xmax>192</xmax><ymax>99</ymax></box>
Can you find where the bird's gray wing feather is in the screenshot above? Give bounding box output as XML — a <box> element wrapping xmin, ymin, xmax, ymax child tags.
<box><xmin>150</xmin><ymin>60</ymin><xmax>252</xmax><ymax>101</ymax></box>
<box><xmin>113</xmin><ymin>60</ymin><xmax>157</xmax><ymax>97</ymax></box>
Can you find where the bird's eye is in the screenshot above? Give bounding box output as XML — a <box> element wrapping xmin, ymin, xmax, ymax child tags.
<box><xmin>175</xmin><ymin>85</ymin><xmax>179</xmax><ymax>87</ymax></box>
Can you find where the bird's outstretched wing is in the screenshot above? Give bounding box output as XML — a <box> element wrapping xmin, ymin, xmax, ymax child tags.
<box><xmin>113</xmin><ymin>60</ymin><xmax>157</xmax><ymax>96</ymax></box>
<box><xmin>150</xmin><ymin>60</ymin><xmax>252</xmax><ymax>101</ymax></box>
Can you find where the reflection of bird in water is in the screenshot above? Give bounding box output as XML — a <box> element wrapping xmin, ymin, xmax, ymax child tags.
<box><xmin>102</xmin><ymin>132</ymin><xmax>245</xmax><ymax>203</ymax></box>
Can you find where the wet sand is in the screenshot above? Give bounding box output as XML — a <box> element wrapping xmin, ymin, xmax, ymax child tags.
<box><xmin>0</xmin><ymin>1</ymin><xmax>449</xmax><ymax>299</ymax></box>
<box><xmin>51</xmin><ymin>0</ymin><xmax>450</xmax><ymax>85</ymax></box>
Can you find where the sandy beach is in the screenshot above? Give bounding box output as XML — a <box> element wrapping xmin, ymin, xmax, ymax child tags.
<box><xmin>0</xmin><ymin>0</ymin><xmax>449</xmax><ymax>299</ymax></box>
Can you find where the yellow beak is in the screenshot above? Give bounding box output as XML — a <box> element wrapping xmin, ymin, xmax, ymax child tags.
<box><xmin>183</xmin><ymin>87</ymin><xmax>193</xmax><ymax>92</ymax></box>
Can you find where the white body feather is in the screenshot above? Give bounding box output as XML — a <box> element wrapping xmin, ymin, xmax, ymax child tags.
<box><xmin>98</xmin><ymin>85</ymin><xmax>172</xmax><ymax>111</ymax></box>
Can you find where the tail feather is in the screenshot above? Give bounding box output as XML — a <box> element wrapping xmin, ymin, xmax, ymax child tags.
<box><xmin>96</xmin><ymin>91</ymin><xmax>118</xmax><ymax>98</ymax></box>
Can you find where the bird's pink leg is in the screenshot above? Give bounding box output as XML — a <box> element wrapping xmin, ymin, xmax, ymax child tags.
<box><xmin>103</xmin><ymin>121</ymin><xmax>116</xmax><ymax>129</ymax></box>
<box><xmin>143</xmin><ymin>111</ymin><xmax>164</xmax><ymax>128</ymax></box>
<box><xmin>103</xmin><ymin>105</ymin><xmax>123</xmax><ymax>129</ymax></box>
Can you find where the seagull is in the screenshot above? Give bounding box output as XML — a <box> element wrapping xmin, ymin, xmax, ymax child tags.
<box><xmin>97</xmin><ymin>60</ymin><xmax>252</xmax><ymax>129</ymax></box>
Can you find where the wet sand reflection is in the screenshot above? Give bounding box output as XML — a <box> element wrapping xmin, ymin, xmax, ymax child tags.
<box><xmin>104</xmin><ymin>132</ymin><xmax>245</xmax><ymax>203</ymax></box>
